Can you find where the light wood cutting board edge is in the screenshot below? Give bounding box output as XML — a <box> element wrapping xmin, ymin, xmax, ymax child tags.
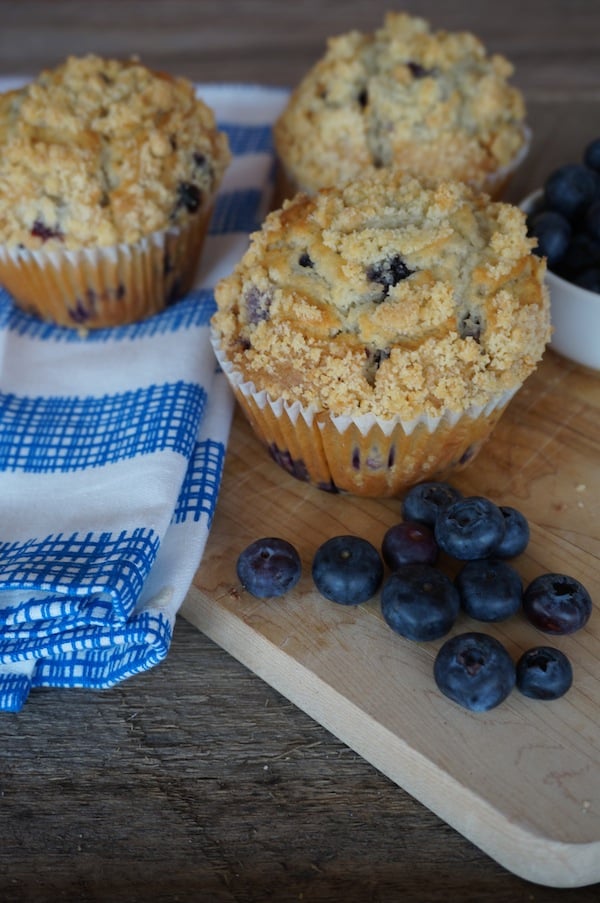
<box><xmin>183</xmin><ymin>350</ymin><xmax>600</xmax><ymax>889</ymax></box>
<box><xmin>182</xmin><ymin>582</ymin><xmax>600</xmax><ymax>888</ymax></box>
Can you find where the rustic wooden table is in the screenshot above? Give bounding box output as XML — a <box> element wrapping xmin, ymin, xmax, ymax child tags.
<box><xmin>1</xmin><ymin>2</ymin><xmax>599</xmax><ymax>901</ymax></box>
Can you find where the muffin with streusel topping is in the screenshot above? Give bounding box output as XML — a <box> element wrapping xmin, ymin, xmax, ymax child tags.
<box><xmin>0</xmin><ymin>54</ymin><xmax>230</xmax><ymax>328</ymax></box>
<box><xmin>274</xmin><ymin>12</ymin><xmax>529</xmax><ymax>202</ymax></box>
<box><xmin>211</xmin><ymin>169</ymin><xmax>550</xmax><ymax>497</ymax></box>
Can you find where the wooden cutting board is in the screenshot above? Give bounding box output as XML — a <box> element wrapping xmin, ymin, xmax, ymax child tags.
<box><xmin>181</xmin><ymin>348</ymin><xmax>600</xmax><ymax>889</ymax></box>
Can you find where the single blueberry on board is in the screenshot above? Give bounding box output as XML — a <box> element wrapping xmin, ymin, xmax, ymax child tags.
<box><xmin>455</xmin><ymin>558</ymin><xmax>523</xmax><ymax>622</ymax></box>
<box><xmin>312</xmin><ymin>535</ymin><xmax>383</xmax><ymax>605</ymax></box>
<box><xmin>515</xmin><ymin>646</ymin><xmax>573</xmax><ymax>700</ymax></box>
<box><xmin>494</xmin><ymin>506</ymin><xmax>530</xmax><ymax>558</ymax></box>
<box><xmin>236</xmin><ymin>537</ymin><xmax>302</xmax><ymax>598</ymax></box>
<box><xmin>434</xmin><ymin>496</ymin><xmax>506</xmax><ymax>560</ymax></box>
<box><xmin>381</xmin><ymin>521</ymin><xmax>439</xmax><ymax>569</ymax></box>
<box><xmin>401</xmin><ymin>481</ymin><xmax>463</xmax><ymax>528</ymax></box>
<box><xmin>434</xmin><ymin>632</ymin><xmax>516</xmax><ymax>712</ymax></box>
<box><xmin>381</xmin><ymin>564</ymin><xmax>460</xmax><ymax>642</ymax></box>
<box><xmin>523</xmin><ymin>572</ymin><xmax>592</xmax><ymax>635</ymax></box>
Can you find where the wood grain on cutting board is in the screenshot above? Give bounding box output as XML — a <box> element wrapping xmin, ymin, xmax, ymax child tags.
<box><xmin>182</xmin><ymin>348</ymin><xmax>600</xmax><ymax>888</ymax></box>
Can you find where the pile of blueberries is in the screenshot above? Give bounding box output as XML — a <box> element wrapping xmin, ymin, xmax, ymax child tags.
<box><xmin>236</xmin><ymin>481</ymin><xmax>593</xmax><ymax>713</ymax></box>
<box><xmin>526</xmin><ymin>137</ymin><xmax>600</xmax><ymax>292</ymax></box>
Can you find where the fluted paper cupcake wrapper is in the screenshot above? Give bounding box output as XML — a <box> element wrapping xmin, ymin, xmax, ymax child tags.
<box><xmin>211</xmin><ymin>331</ymin><xmax>518</xmax><ymax>497</ymax></box>
<box><xmin>0</xmin><ymin>206</ymin><xmax>213</xmax><ymax>329</ymax></box>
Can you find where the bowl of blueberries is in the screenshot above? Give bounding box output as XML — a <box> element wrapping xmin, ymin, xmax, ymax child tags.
<box><xmin>521</xmin><ymin>137</ymin><xmax>600</xmax><ymax>371</ymax></box>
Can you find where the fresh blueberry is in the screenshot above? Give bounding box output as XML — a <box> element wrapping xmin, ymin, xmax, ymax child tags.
<box><xmin>557</xmin><ymin>229</ymin><xmax>600</xmax><ymax>277</ymax></box>
<box><xmin>381</xmin><ymin>521</ymin><xmax>439</xmax><ymax>569</ymax></box>
<box><xmin>381</xmin><ymin>564</ymin><xmax>460</xmax><ymax>641</ymax></box>
<box><xmin>494</xmin><ymin>505</ymin><xmax>530</xmax><ymax>558</ymax></box>
<box><xmin>237</xmin><ymin>537</ymin><xmax>302</xmax><ymax>598</ymax></box>
<box><xmin>528</xmin><ymin>210</ymin><xmax>571</xmax><ymax>267</ymax></box>
<box><xmin>523</xmin><ymin>572</ymin><xmax>592</xmax><ymax>635</ymax></box>
<box><xmin>515</xmin><ymin>646</ymin><xmax>573</xmax><ymax>700</ymax></box>
<box><xmin>583</xmin><ymin>137</ymin><xmax>600</xmax><ymax>172</ymax></box>
<box><xmin>434</xmin><ymin>632</ymin><xmax>516</xmax><ymax>712</ymax></box>
<box><xmin>434</xmin><ymin>496</ymin><xmax>506</xmax><ymax>560</ymax></box>
<box><xmin>401</xmin><ymin>481</ymin><xmax>463</xmax><ymax>527</ymax></box>
<box><xmin>544</xmin><ymin>164</ymin><xmax>598</xmax><ymax>220</ymax></box>
<box><xmin>455</xmin><ymin>558</ymin><xmax>522</xmax><ymax>622</ymax></box>
<box><xmin>312</xmin><ymin>535</ymin><xmax>383</xmax><ymax>605</ymax></box>
<box><xmin>584</xmin><ymin>199</ymin><xmax>600</xmax><ymax>242</ymax></box>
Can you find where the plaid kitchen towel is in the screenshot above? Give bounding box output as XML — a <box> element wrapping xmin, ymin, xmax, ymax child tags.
<box><xmin>0</xmin><ymin>83</ymin><xmax>289</xmax><ymax>712</ymax></box>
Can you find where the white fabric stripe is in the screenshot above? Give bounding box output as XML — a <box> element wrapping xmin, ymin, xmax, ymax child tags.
<box><xmin>0</xmin><ymin>321</ymin><xmax>213</xmax><ymax>396</ymax></box>
<box><xmin>198</xmin><ymin>232</ymin><xmax>256</xmax><ymax>285</ymax></box>
<box><xmin>219</xmin><ymin>152</ymin><xmax>274</xmax><ymax>192</ymax></box>
<box><xmin>198</xmin><ymin>83</ymin><xmax>289</xmax><ymax>123</ymax></box>
<box><xmin>0</xmin><ymin>451</ymin><xmax>187</xmax><ymax>541</ymax></box>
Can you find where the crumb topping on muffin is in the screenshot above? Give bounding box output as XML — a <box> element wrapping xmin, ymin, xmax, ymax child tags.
<box><xmin>212</xmin><ymin>171</ymin><xmax>550</xmax><ymax>420</ymax></box>
<box><xmin>274</xmin><ymin>12</ymin><xmax>527</xmax><ymax>193</ymax></box>
<box><xmin>0</xmin><ymin>54</ymin><xmax>230</xmax><ymax>249</ymax></box>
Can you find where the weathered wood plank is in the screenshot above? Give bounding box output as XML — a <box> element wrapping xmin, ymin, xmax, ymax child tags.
<box><xmin>1</xmin><ymin>2</ymin><xmax>600</xmax><ymax>899</ymax></box>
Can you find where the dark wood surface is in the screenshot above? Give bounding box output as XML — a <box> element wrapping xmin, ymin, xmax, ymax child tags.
<box><xmin>1</xmin><ymin>2</ymin><xmax>599</xmax><ymax>901</ymax></box>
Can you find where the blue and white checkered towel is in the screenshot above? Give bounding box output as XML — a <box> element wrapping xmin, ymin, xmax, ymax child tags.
<box><xmin>0</xmin><ymin>83</ymin><xmax>288</xmax><ymax>712</ymax></box>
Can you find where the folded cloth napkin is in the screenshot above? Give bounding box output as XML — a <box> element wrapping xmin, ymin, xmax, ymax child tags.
<box><xmin>0</xmin><ymin>83</ymin><xmax>289</xmax><ymax>712</ymax></box>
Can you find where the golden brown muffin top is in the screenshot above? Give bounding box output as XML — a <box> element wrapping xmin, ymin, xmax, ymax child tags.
<box><xmin>212</xmin><ymin>170</ymin><xmax>550</xmax><ymax>420</ymax></box>
<box><xmin>0</xmin><ymin>54</ymin><xmax>230</xmax><ymax>249</ymax></box>
<box><xmin>274</xmin><ymin>12</ymin><xmax>527</xmax><ymax>194</ymax></box>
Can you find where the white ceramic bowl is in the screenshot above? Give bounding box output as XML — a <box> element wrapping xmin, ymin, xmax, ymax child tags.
<box><xmin>520</xmin><ymin>189</ymin><xmax>600</xmax><ymax>371</ymax></box>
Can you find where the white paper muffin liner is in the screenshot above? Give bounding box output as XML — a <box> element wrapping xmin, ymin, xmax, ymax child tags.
<box><xmin>0</xmin><ymin>206</ymin><xmax>213</xmax><ymax>329</ymax></box>
<box><xmin>211</xmin><ymin>330</ymin><xmax>519</xmax><ymax>497</ymax></box>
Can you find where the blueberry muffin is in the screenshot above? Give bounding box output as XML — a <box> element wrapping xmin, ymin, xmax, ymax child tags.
<box><xmin>274</xmin><ymin>12</ymin><xmax>528</xmax><ymax>201</ymax></box>
<box><xmin>211</xmin><ymin>170</ymin><xmax>550</xmax><ymax>497</ymax></box>
<box><xmin>0</xmin><ymin>54</ymin><xmax>230</xmax><ymax>328</ymax></box>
